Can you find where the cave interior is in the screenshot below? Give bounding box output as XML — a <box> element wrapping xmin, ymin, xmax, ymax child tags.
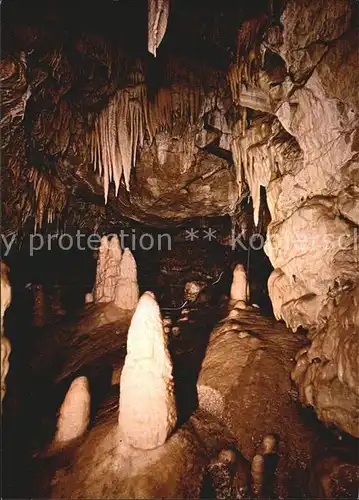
<box><xmin>1</xmin><ymin>0</ymin><xmax>359</xmax><ymax>498</ymax></box>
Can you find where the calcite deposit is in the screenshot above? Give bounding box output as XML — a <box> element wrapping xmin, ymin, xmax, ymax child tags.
<box><xmin>93</xmin><ymin>236</ymin><xmax>139</xmax><ymax>311</ymax></box>
<box><xmin>54</xmin><ymin>376</ymin><xmax>91</xmax><ymax>445</ymax></box>
<box><xmin>1</xmin><ymin>261</ymin><xmax>12</xmax><ymax>406</ymax></box>
<box><xmin>118</xmin><ymin>292</ymin><xmax>177</xmax><ymax>449</ymax></box>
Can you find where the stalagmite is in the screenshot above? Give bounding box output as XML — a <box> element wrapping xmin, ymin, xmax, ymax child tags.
<box><xmin>54</xmin><ymin>376</ymin><xmax>91</xmax><ymax>445</ymax></box>
<box><xmin>148</xmin><ymin>0</ymin><xmax>170</xmax><ymax>57</ymax></box>
<box><xmin>1</xmin><ymin>262</ymin><xmax>12</xmax><ymax>406</ymax></box>
<box><xmin>93</xmin><ymin>236</ymin><xmax>110</xmax><ymax>302</ymax></box>
<box><xmin>92</xmin><ymin>236</ymin><xmax>139</xmax><ymax>310</ymax></box>
<box><xmin>118</xmin><ymin>291</ymin><xmax>177</xmax><ymax>449</ymax></box>
<box><xmin>84</xmin><ymin>293</ymin><xmax>93</xmax><ymax>304</ymax></box>
<box><xmin>230</xmin><ymin>264</ymin><xmax>249</xmax><ymax>303</ymax></box>
<box><xmin>114</xmin><ymin>248</ymin><xmax>139</xmax><ymax>311</ymax></box>
<box><xmin>105</xmin><ymin>235</ymin><xmax>123</xmax><ymax>301</ymax></box>
<box><xmin>93</xmin><ymin>235</ymin><xmax>122</xmax><ymax>303</ymax></box>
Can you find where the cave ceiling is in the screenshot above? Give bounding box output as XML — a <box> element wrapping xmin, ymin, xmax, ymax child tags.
<box><xmin>1</xmin><ymin>0</ymin><xmax>279</xmax><ymax>234</ymax></box>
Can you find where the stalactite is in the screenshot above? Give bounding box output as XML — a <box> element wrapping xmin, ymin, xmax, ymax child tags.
<box><xmin>232</xmin><ymin>117</ymin><xmax>285</xmax><ymax>226</ymax></box>
<box><xmin>148</xmin><ymin>0</ymin><xmax>170</xmax><ymax>57</ymax></box>
<box><xmin>91</xmin><ymin>78</ymin><xmax>203</xmax><ymax>200</ymax></box>
<box><xmin>228</xmin><ymin>15</ymin><xmax>268</xmax><ymax>103</ymax></box>
<box><xmin>26</xmin><ymin>167</ymin><xmax>67</xmax><ymax>228</ymax></box>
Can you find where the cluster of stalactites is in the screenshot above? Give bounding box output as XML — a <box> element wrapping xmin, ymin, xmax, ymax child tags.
<box><xmin>148</xmin><ymin>0</ymin><xmax>170</xmax><ymax>57</ymax></box>
<box><xmin>91</xmin><ymin>78</ymin><xmax>203</xmax><ymax>202</ymax></box>
<box><xmin>228</xmin><ymin>14</ymin><xmax>268</xmax><ymax>104</ymax></box>
<box><xmin>22</xmin><ymin>167</ymin><xmax>67</xmax><ymax>230</ymax></box>
<box><xmin>231</xmin><ymin>117</ymin><xmax>294</xmax><ymax>227</ymax></box>
<box><xmin>93</xmin><ymin>235</ymin><xmax>139</xmax><ymax>311</ymax></box>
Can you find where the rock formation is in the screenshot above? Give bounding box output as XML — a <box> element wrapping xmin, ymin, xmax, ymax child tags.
<box><xmin>197</xmin><ymin>301</ymin><xmax>316</xmax><ymax>497</ymax></box>
<box><xmin>94</xmin><ymin>236</ymin><xmax>121</xmax><ymax>303</ymax></box>
<box><xmin>184</xmin><ymin>281</ymin><xmax>207</xmax><ymax>303</ymax></box>
<box><xmin>229</xmin><ymin>0</ymin><xmax>359</xmax><ymax>436</ymax></box>
<box><xmin>54</xmin><ymin>376</ymin><xmax>91</xmax><ymax>445</ymax></box>
<box><xmin>93</xmin><ymin>236</ymin><xmax>139</xmax><ymax>311</ymax></box>
<box><xmin>148</xmin><ymin>0</ymin><xmax>170</xmax><ymax>57</ymax></box>
<box><xmin>1</xmin><ymin>262</ymin><xmax>12</xmax><ymax>406</ymax></box>
<box><xmin>1</xmin><ymin>0</ymin><xmax>358</xmax><ymax>440</ymax></box>
<box><xmin>115</xmin><ymin>248</ymin><xmax>139</xmax><ymax>311</ymax></box>
<box><xmin>291</xmin><ymin>283</ymin><xmax>359</xmax><ymax>437</ymax></box>
<box><xmin>118</xmin><ymin>291</ymin><xmax>177</xmax><ymax>449</ymax></box>
<box><xmin>39</xmin><ymin>283</ymin><xmax>339</xmax><ymax>500</ymax></box>
<box><xmin>230</xmin><ymin>264</ymin><xmax>249</xmax><ymax>304</ymax></box>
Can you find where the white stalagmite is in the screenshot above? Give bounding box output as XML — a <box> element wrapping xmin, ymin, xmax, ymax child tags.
<box><xmin>230</xmin><ymin>264</ymin><xmax>249</xmax><ymax>303</ymax></box>
<box><xmin>93</xmin><ymin>236</ymin><xmax>110</xmax><ymax>302</ymax></box>
<box><xmin>84</xmin><ymin>293</ymin><xmax>94</xmax><ymax>304</ymax></box>
<box><xmin>93</xmin><ymin>237</ymin><xmax>139</xmax><ymax>311</ymax></box>
<box><xmin>104</xmin><ymin>235</ymin><xmax>123</xmax><ymax>301</ymax></box>
<box><xmin>54</xmin><ymin>376</ymin><xmax>90</xmax><ymax>445</ymax></box>
<box><xmin>148</xmin><ymin>0</ymin><xmax>170</xmax><ymax>57</ymax></box>
<box><xmin>118</xmin><ymin>291</ymin><xmax>177</xmax><ymax>449</ymax></box>
<box><xmin>1</xmin><ymin>261</ymin><xmax>12</xmax><ymax>406</ymax></box>
<box><xmin>114</xmin><ymin>247</ymin><xmax>139</xmax><ymax>311</ymax></box>
<box><xmin>93</xmin><ymin>235</ymin><xmax>122</xmax><ymax>303</ymax></box>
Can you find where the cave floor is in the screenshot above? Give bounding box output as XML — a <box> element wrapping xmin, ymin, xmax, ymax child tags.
<box><xmin>2</xmin><ymin>299</ymin><xmax>358</xmax><ymax>499</ymax></box>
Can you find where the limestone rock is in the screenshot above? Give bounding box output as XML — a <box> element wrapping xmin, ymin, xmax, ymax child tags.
<box><xmin>54</xmin><ymin>376</ymin><xmax>91</xmax><ymax>445</ymax></box>
<box><xmin>230</xmin><ymin>264</ymin><xmax>249</xmax><ymax>303</ymax></box>
<box><xmin>1</xmin><ymin>261</ymin><xmax>11</xmax><ymax>332</ymax></box>
<box><xmin>1</xmin><ymin>336</ymin><xmax>11</xmax><ymax>406</ymax></box>
<box><xmin>197</xmin><ymin>302</ymin><xmax>317</xmax><ymax>497</ymax></box>
<box><xmin>84</xmin><ymin>293</ymin><xmax>94</xmax><ymax>304</ymax></box>
<box><xmin>230</xmin><ymin>0</ymin><xmax>359</xmax><ymax>436</ymax></box>
<box><xmin>184</xmin><ymin>281</ymin><xmax>206</xmax><ymax>302</ymax></box>
<box><xmin>1</xmin><ymin>261</ymin><xmax>12</xmax><ymax>406</ymax></box>
<box><xmin>93</xmin><ymin>237</ymin><xmax>139</xmax><ymax>311</ymax></box>
<box><xmin>276</xmin><ymin>0</ymin><xmax>352</xmax><ymax>82</ymax></box>
<box><xmin>118</xmin><ymin>291</ymin><xmax>177</xmax><ymax>449</ymax></box>
<box><xmin>291</xmin><ymin>284</ymin><xmax>359</xmax><ymax>437</ymax></box>
<box><xmin>114</xmin><ymin>248</ymin><xmax>139</xmax><ymax>311</ymax></box>
<box><xmin>94</xmin><ymin>235</ymin><xmax>122</xmax><ymax>303</ymax></box>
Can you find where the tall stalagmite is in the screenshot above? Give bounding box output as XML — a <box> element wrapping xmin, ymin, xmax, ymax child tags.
<box><xmin>118</xmin><ymin>291</ymin><xmax>177</xmax><ymax>449</ymax></box>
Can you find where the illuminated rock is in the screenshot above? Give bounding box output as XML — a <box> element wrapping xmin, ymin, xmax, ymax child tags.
<box><xmin>1</xmin><ymin>261</ymin><xmax>12</xmax><ymax>406</ymax></box>
<box><xmin>118</xmin><ymin>291</ymin><xmax>176</xmax><ymax>449</ymax></box>
<box><xmin>54</xmin><ymin>376</ymin><xmax>91</xmax><ymax>445</ymax></box>
<box><xmin>230</xmin><ymin>264</ymin><xmax>249</xmax><ymax>303</ymax></box>
<box><xmin>114</xmin><ymin>248</ymin><xmax>139</xmax><ymax>311</ymax></box>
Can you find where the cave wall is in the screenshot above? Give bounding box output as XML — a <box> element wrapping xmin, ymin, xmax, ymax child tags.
<box><xmin>232</xmin><ymin>0</ymin><xmax>358</xmax><ymax>436</ymax></box>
